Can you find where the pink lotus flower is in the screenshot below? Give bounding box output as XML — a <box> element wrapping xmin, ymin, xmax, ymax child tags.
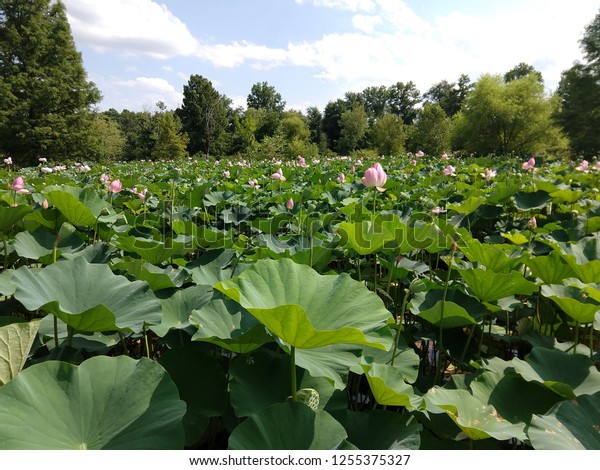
<box><xmin>79</xmin><ymin>164</ymin><xmax>91</xmax><ymax>172</ymax></box>
<box><xmin>223</xmin><ymin>170</ymin><xmax>230</xmax><ymax>178</ymax></box>
<box><xmin>350</xmin><ymin>166</ymin><xmax>356</xmax><ymax>174</ymax></box>
<box><xmin>108</xmin><ymin>179</ymin><xmax>122</xmax><ymax>193</ymax></box>
<box><xmin>443</xmin><ymin>165</ymin><xmax>456</xmax><ymax>176</ymax></box>
<box><xmin>248</xmin><ymin>179</ymin><xmax>260</xmax><ymax>189</ymax></box>
<box><xmin>415</xmin><ymin>150</ymin><xmax>425</xmax><ymax>158</ymax></box>
<box><xmin>522</xmin><ymin>157</ymin><xmax>535</xmax><ymax>170</ymax></box>
<box><xmin>337</xmin><ymin>173</ymin><xmax>346</xmax><ymax>183</ymax></box>
<box><xmin>594</xmin><ymin>161</ymin><xmax>600</xmax><ymax>171</ymax></box>
<box><xmin>431</xmin><ymin>206</ymin><xmax>447</xmax><ymax>215</ymax></box>
<box><xmin>576</xmin><ymin>160</ymin><xmax>589</xmax><ymax>171</ymax></box>
<box><xmin>362</xmin><ymin>162</ymin><xmax>387</xmax><ymax>190</ymax></box>
<box><xmin>271</xmin><ymin>168</ymin><xmax>286</xmax><ymax>181</ymax></box>
<box><xmin>100</xmin><ymin>174</ymin><xmax>111</xmax><ymax>184</ymax></box>
<box><xmin>42</xmin><ymin>199</ymin><xmax>49</xmax><ymax>209</ymax></box>
<box><xmin>9</xmin><ymin>176</ymin><xmax>26</xmax><ymax>192</ymax></box>
<box><xmin>131</xmin><ymin>187</ymin><xmax>147</xmax><ymax>199</ymax></box>
<box><xmin>441</xmin><ymin>152</ymin><xmax>449</xmax><ymax>160</ymax></box>
<box><xmin>297</xmin><ymin>156</ymin><xmax>306</xmax><ymax>167</ymax></box>
<box><xmin>527</xmin><ymin>216</ymin><xmax>537</xmax><ymax>230</ymax></box>
<box><xmin>3</xmin><ymin>157</ymin><xmax>12</xmax><ymax>165</ymax></box>
<box><xmin>286</xmin><ymin>197</ymin><xmax>294</xmax><ymax>210</ymax></box>
<box><xmin>39</xmin><ymin>157</ymin><xmax>47</xmax><ymax>163</ymax></box>
<box><xmin>480</xmin><ymin>168</ymin><xmax>497</xmax><ymax>180</ymax></box>
<box><xmin>40</xmin><ymin>167</ymin><xmax>53</xmax><ymax>174</ymax></box>
<box><xmin>410</xmin><ymin>159</ymin><xmax>417</xmax><ymax>166</ymax></box>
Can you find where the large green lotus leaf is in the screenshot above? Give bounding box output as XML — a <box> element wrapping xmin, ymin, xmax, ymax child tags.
<box><xmin>460</xmin><ymin>239</ymin><xmax>524</xmax><ymax>273</ymax></box>
<box><xmin>0</xmin><ymin>356</ymin><xmax>185</xmax><ymax>449</ymax></box>
<box><xmin>159</xmin><ymin>347</ymin><xmax>227</xmax><ymax>447</ymax></box>
<box><xmin>410</xmin><ymin>288</ymin><xmax>487</xmax><ymax>328</ymax></box>
<box><xmin>43</xmin><ymin>186</ymin><xmax>111</xmax><ymax>227</ymax></box>
<box><xmin>13</xmin><ymin>228</ymin><xmax>84</xmax><ymax>262</ymax></box>
<box><xmin>112</xmin><ymin>235</ymin><xmax>189</xmax><ymax>265</ymax></box>
<box><xmin>447</xmin><ymin>196</ymin><xmax>486</xmax><ymax>214</ymax></box>
<box><xmin>152</xmin><ymin>285</ymin><xmax>213</xmax><ymax>337</ymax></box>
<box><xmin>0</xmin><ymin>205</ymin><xmax>32</xmax><ymax>232</ymax></box>
<box><xmin>501</xmin><ymin>231</ymin><xmax>530</xmax><ymax>245</ymax></box>
<box><xmin>215</xmin><ymin>258</ymin><xmax>394</xmax><ymax>350</ymax></box>
<box><xmin>294</xmin><ymin>344</ymin><xmax>363</xmax><ymax>390</ymax></box>
<box><xmin>229</xmin><ymin>348</ymin><xmax>339</xmax><ymax>417</ymax></box>
<box><xmin>362</xmin><ymin>335</ymin><xmax>420</xmax><ymax>383</ymax></box>
<box><xmin>228</xmin><ymin>402</ymin><xmax>348</xmax><ymax>450</ymax></box>
<box><xmin>486</xmin><ymin>183</ymin><xmax>519</xmax><ymax>205</ymax></box>
<box><xmin>425</xmin><ymin>388</ymin><xmax>527</xmax><ymax>441</ymax></box>
<box><xmin>11</xmin><ymin>257</ymin><xmax>161</xmax><ymax>333</ymax></box>
<box><xmin>0</xmin><ymin>319</ymin><xmax>40</xmax><ymax>385</ymax></box>
<box><xmin>550</xmin><ymin>188</ymin><xmax>583</xmax><ymax>204</ymax></box>
<box><xmin>0</xmin><ymin>270</ymin><xmax>17</xmax><ymax>296</ymax></box>
<box><xmin>361</xmin><ymin>361</ymin><xmax>422</xmax><ymax>409</ymax></box>
<box><xmin>554</xmin><ymin>237</ymin><xmax>600</xmax><ymax>283</ymax></box>
<box><xmin>188</xmin><ymin>249</ymin><xmax>244</xmax><ymax>286</ymax></box>
<box><xmin>341</xmin><ymin>410</ymin><xmax>421</xmax><ymax>450</ymax></box>
<box><xmin>470</xmin><ymin>371</ymin><xmax>561</xmax><ymax>425</ymax></box>
<box><xmin>528</xmin><ymin>395</ymin><xmax>600</xmax><ymax>449</ymax></box>
<box><xmin>337</xmin><ymin>219</ymin><xmax>395</xmax><ymax>255</ymax></box>
<box><xmin>513</xmin><ymin>190</ymin><xmax>551</xmax><ymax>211</ymax></box>
<box><xmin>37</xmin><ymin>315</ymin><xmax>119</xmax><ymax>352</ymax></box>
<box><xmin>525</xmin><ymin>251</ymin><xmax>577</xmax><ymax>284</ymax></box>
<box><xmin>190</xmin><ymin>292</ymin><xmax>272</xmax><ymax>353</ymax></box>
<box><xmin>457</xmin><ymin>267</ymin><xmax>538</xmax><ymax>302</ymax></box>
<box><xmin>61</xmin><ymin>242</ymin><xmax>115</xmax><ymax>264</ymax></box>
<box><xmin>253</xmin><ymin>235</ymin><xmax>336</xmax><ymax>271</ymax></box>
<box><xmin>541</xmin><ymin>284</ymin><xmax>600</xmax><ymax>324</ymax></box>
<box><xmin>112</xmin><ymin>258</ymin><xmax>188</xmax><ymax>291</ymax></box>
<box><xmin>482</xmin><ymin>348</ymin><xmax>600</xmax><ymax>398</ymax></box>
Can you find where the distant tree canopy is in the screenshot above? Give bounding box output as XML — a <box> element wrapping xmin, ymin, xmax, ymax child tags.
<box><xmin>176</xmin><ymin>74</ymin><xmax>230</xmax><ymax>157</ymax></box>
<box><xmin>0</xmin><ymin>0</ymin><xmax>101</xmax><ymax>165</ymax></box>
<box><xmin>556</xmin><ymin>9</ymin><xmax>600</xmax><ymax>157</ymax></box>
<box><xmin>452</xmin><ymin>74</ymin><xmax>566</xmax><ymax>155</ymax></box>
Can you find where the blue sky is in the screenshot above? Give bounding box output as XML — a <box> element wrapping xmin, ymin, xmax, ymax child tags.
<box><xmin>62</xmin><ymin>0</ymin><xmax>600</xmax><ymax>113</ymax></box>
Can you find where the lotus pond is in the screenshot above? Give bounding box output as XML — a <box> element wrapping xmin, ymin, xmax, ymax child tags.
<box><xmin>0</xmin><ymin>153</ymin><xmax>599</xmax><ymax>450</ymax></box>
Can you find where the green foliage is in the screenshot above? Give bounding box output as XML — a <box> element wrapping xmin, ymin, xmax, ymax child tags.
<box><xmin>152</xmin><ymin>111</ymin><xmax>189</xmax><ymax>161</ymax></box>
<box><xmin>0</xmin><ymin>0</ymin><xmax>101</xmax><ymax>165</ymax></box>
<box><xmin>177</xmin><ymin>74</ymin><xmax>230</xmax><ymax>157</ymax></box>
<box><xmin>452</xmin><ymin>74</ymin><xmax>567</xmax><ymax>155</ymax></box>
<box><xmin>86</xmin><ymin>114</ymin><xmax>125</xmax><ymax>162</ymax></box>
<box><xmin>247</xmin><ymin>81</ymin><xmax>286</xmax><ymax>113</ymax></box>
<box><xmin>408</xmin><ymin>103</ymin><xmax>452</xmax><ymax>155</ymax></box>
<box><xmin>504</xmin><ymin>62</ymin><xmax>543</xmax><ymax>83</ymax></box>
<box><xmin>370</xmin><ymin>114</ymin><xmax>406</xmax><ymax>155</ymax></box>
<box><xmin>338</xmin><ymin>105</ymin><xmax>368</xmax><ymax>154</ymax></box>
<box><xmin>424</xmin><ymin>74</ymin><xmax>471</xmax><ymax>117</ymax></box>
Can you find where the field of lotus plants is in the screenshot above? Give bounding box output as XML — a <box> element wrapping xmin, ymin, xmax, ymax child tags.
<box><xmin>0</xmin><ymin>152</ymin><xmax>599</xmax><ymax>450</ymax></box>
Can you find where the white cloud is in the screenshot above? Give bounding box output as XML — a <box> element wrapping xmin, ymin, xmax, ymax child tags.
<box><xmin>295</xmin><ymin>0</ymin><xmax>375</xmax><ymax>11</ymax></box>
<box><xmin>63</xmin><ymin>0</ymin><xmax>199</xmax><ymax>58</ymax></box>
<box><xmin>196</xmin><ymin>41</ymin><xmax>288</xmax><ymax>68</ymax></box>
<box><xmin>96</xmin><ymin>76</ymin><xmax>183</xmax><ymax>111</ymax></box>
<box><xmin>352</xmin><ymin>14</ymin><xmax>384</xmax><ymax>33</ymax></box>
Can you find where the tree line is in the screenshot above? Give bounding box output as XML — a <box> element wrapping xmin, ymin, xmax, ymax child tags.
<box><xmin>1</xmin><ymin>0</ymin><xmax>600</xmax><ymax>166</ymax></box>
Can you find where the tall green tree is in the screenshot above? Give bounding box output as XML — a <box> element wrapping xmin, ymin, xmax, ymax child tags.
<box><xmin>387</xmin><ymin>81</ymin><xmax>421</xmax><ymax>124</ymax></box>
<box><xmin>371</xmin><ymin>113</ymin><xmax>406</xmax><ymax>155</ymax></box>
<box><xmin>452</xmin><ymin>74</ymin><xmax>566</xmax><ymax>155</ymax></box>
<box><xmin>556</xmin><ymin>9</ymin><xmax>600</xmax><ymax>156</ymax></box>
<box><xmin>0</xmin><ymin>0</ymin><xmax>101</xmax><ymax>165</ymax></box>
<box><xmin>152</xmin><ymin>110</ymin><xmax>189</xmax><ymax>161</ymax></box>
<box><xmin>424</xmin><ymin>75</ymin><xmax>471</xmax><ymax>117</ymax></box>
<box><xmin>504</xmin><ymin>63</ymin><xmax>543</xmax><ymax>84</ymax></box>
<box><xmin>409</xmin><ymin>103</ymin><xmax>452</xmax><ymax>155</ymax></box>
<box><xmin>247</xmin><ymin>81</ymin><xmax>285</xmax><ymax>113</ymax></box>
<box><xmin>338</xmin><ymin>105</ymin><xmax>368</xmax><ymax>154</ymax></box>
<box><xmin>177</xmin><ymin>74</ymin><xmax>230</xmax><ymax>157</ymax></box>
<box><xmin>321</xmin><ymin>98</ymin><xmax>349</xmax><ymax>152</ymax></box>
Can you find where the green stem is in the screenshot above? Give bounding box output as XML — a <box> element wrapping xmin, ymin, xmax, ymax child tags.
<box><xmin>290</xmin><ymin>346</ymin><xmax>297</xmax><ymax>401</ymax></box>
<box><xmin>390</xmin><ymin>292</ymin><xmax>409</xmax><ymax>368</ymax></box>
<box><xmin>459</xmin><ymin>325</ymin><xmax>477</xmax><ymax>365</ymax></box>
<box><xmin>118</xmin><ymin>331</ymin><xmax>130</xmax><ymax>355</ymax></box>
<box><xmin>590</xmin><ymin>327</ymin><xmax>594</xmax><ymax>360</ymax></box>
<box><xmin>67</xmin><ymin>326</ymin><xmax>75</xmax><ymax>348</ymax></box>
<box><xmin>53</xmin><ymin>315</ymin><xmax>59</xmax><ymax>349</ymax></box>
<box><xmin>434</xmin><ymin>252</ymin><xmax>454</xmax><ymax>385</ymax></box>
<box><xmin>356</xmin><ymin>256</ymin><xmax>362</xmax><ymax>282</ymax></box>
<box><xmin>143</xmin><ymin>325</ymin><xmax>150</xmax><ymax>359</ymax></box>
<box><xmin>574</xmin><ymin>321</ymin><xmax>579</xmax><ymax>355</ymax></box>
<box><xmin>2</xmin><ymin>233</ymin><xmax>8</xmax><ymax>269</ymax></box>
